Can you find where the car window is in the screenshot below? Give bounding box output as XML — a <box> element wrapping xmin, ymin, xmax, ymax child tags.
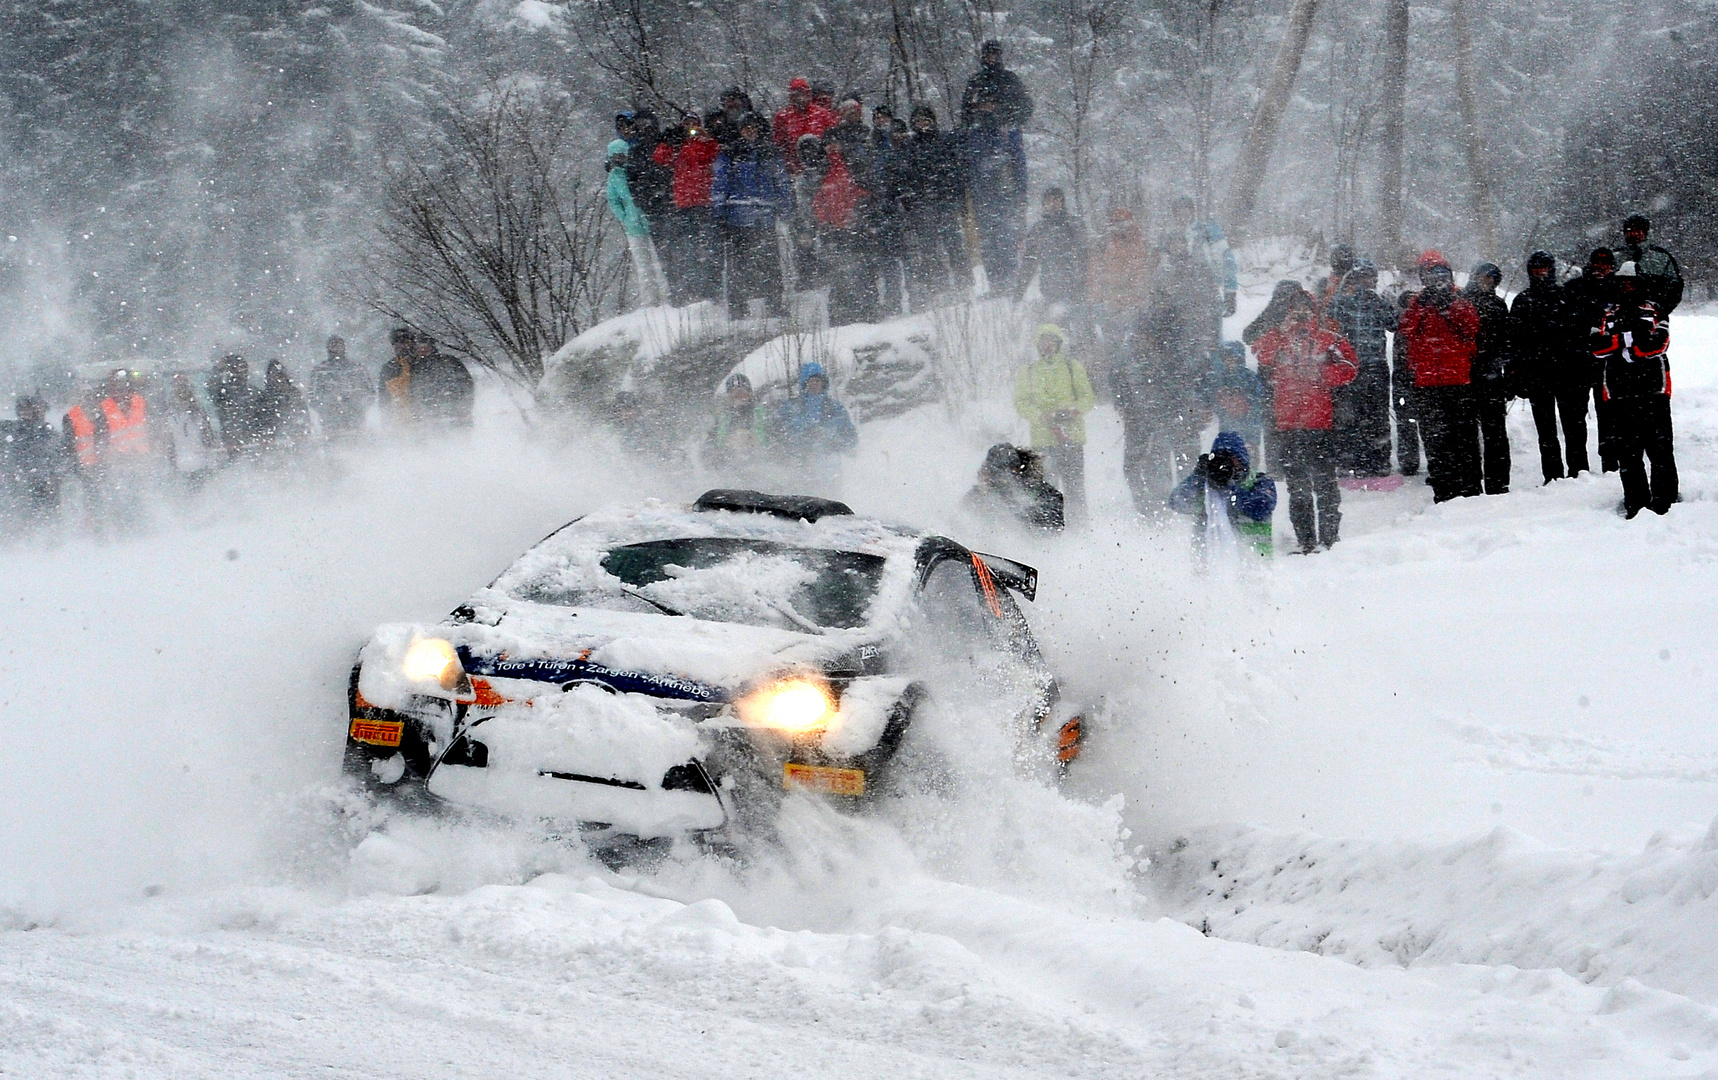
<box><xmin>915</xmin><ymin>555</ymin><xmax>1037</xmax><ymax>665</ymax></box>
<box><xmin>509</xmin><ymin>538</ymin><xmax>886</xmax><ymax>632</ymax></box>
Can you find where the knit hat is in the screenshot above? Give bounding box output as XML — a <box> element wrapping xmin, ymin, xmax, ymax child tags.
<box><xmin>789</xmin><ymin>77</ymin><xmax>810</xmax><ymax>92</ymax></box>
<box><xmin>607</xmin><ymin>138</ymin><xmax>630</xmax><ymax>156</ymax></box>
<box><xmin>1416</xmin><ymin>250</ymin><xmax>1451</xmax><ymax>272</ymax></box>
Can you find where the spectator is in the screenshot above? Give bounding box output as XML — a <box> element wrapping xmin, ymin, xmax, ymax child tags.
<box><xmin>64</xmin><ymin>370</ymin><xmax>152</xmax><ymax>533</ymax></box>
<box><xmin>1314</xmin><ymin>243</ymin><xmax>1356</xmax><ymax>316</ymax></box>
<box><xmin>207</xmin><ymin>353</ymin><xmax>258</xmax><ymax>458</ymax></box>
<box><xmin>1089</xmin><ymin>207</ymin><xmax>1154</xmax><ymax>369</ymax></box>
<box><xmin>1511</xmin><ymin>250</ymin><xmax>1588</xmax><ymax>482</ymax></box>
<box><xmin>1593</xmin><ymin>262</ymin><xmax>1677</xmax><ymax>517</ymax></box>
<box><xmin>961</xmin><ymin>91</ymin><xmax>1028</xmax><ymax>292</ymax></box>
<box><xmin>1328</xmin><ymin>258</ymin><xmax>1397</xmax><ymax>477</ymax></box>
<box><xmin>1014</xmin><ymin>324</ymin><xmax>1095</xmax><ymax>526</ymax></box>
<box><xmin>1253</xmin><ymin>286</ymin><xmax>1358</xmax><ymax>552</ymax></box>
<box><xmin>625</xmin><ymin>110</ymin><xmax>676</xmax><ymax>261</ymax></box>
<box><xmin>772</xmin><ymin>78</ymin><xmax>837</xmax><ymax>174</ymax></box>
<box><xmin>607</xmin><ymin>139</ymin><xmax>670</xmax><ymax>308</ymax></box>
<box><xmin>1</xmin><ymin>394</ymin><xmax>67</xmax><ymax>531</ymax></box>
<box><xmin>1172</xmin><ymin>194</ymin><xmax>1239</xmax><ymax>321</ymax></box>
<box><xmin>1115</xmin><ymin>237</ymin><xmax>1217</xmax><ymax>508</ymax></box>
<box><xmin>777</xmin><ymin>362</ymin><xmax>857</xmax><ymax>489</ymax></box>
<box><xmin>962</xmin><ymin>40</ymin><xmax>1034</xmax><ymax>130</ymax></box>
<box><xmin>378</xmin><ymin>328</ymin><xmax>416</xmax><ymax>428</ymax></box>
<box><xmin>962</xmin><ymin>443</ymin><xmax>1065</xmax><ymax>532</ymax></box>
<box><xmin>161</xmin><ymin>373</ymin><xmax>218</xmax><ymax>491</ymax></box>
<box><xmin>712</xmin><ymin>113</ymin><xmax>793</xmax><ymax>320</ymax></box>
<box><xmin>1015</xmin><ymin>187</ymin><xmax>1088</xmax><ymax>314</ymax></box>
<box><xmin>654</xmin><ymin>112</ymin><xmax>724</xmax><ymax>303</ymax></box>
<box><xmin>309</xmin><ymin>335</ymin><xmax>370</xmax><ymax>441</ymax></box>
<box><xmin>810</xmin><ymin>135</ymin><xmax>877</xmax><ymax>325</ymax></box>
<box><xmin>1397</xmin><ymin>251</ymin><xmax>1482</xmax><ymax>502</ymax></box>
<box><xmin>253</xmin><ymin>360</ymin><xmax>311</xmax><ymax>455</ymax></box>
<box><xmin>899</xmin><ymin>105</ymin><xmax>968</xmax><ymax>302</ymax></box>
<box><xmin>863</xmin><ymin>103</ymin><xmax>907</xmax><ymax>318</ymax></box>
<box><xmin>1243</xmin><ymin>280</ymin><xmax>1307</xmax><ymax>346</ymax></box>
<box><xmin>1618</xmin><ymin>214</ymin><xmax>1683</xmax><ymax>315</ymax></box>
<box><xmin>1564</xmin><ymin>248</ymin><xmax>1618</xmax><ymax>471</ymax></box>
<box><xmin>408</xmin><ymin>336</ymin><xmax>476</xmax><ymax>429</ymax></box>
<box><xmin>1461</xmin><ymin>262</ymin><xmax>1512</xmax><ymax>494</ymax></box>
<box><xmin>707</xmin><ymin>373</ymin><xmax>770</xmax><ymax>473</ymax></box>
<box><xmin>1168</xmin><ymin>431</ymin><xmax>1278</xmax><ymax>560</ymax></box>
<box><xmin>1204</xmin><ymin>341</ymin><xmax>1268</xmax><ymax>470</ymax></box>
<box><xmin>716</xmin><ymin>88</ymin><xmax>755</xmax><ymax>145</ymax></box>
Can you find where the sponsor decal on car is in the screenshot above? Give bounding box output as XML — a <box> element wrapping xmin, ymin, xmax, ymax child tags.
<box><xmin>782</xmin><ymin>762</ymin><xmax>865</xmax><ymax>797</ymax></box>
<box><xmin>350</xmin><ymin>718</ymin><xmax>404</xmax><ymax>747</ymax></box>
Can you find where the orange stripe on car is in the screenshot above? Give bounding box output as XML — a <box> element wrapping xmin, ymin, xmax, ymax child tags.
<box><xmin>971</xmin><ymin>554</ymin><xmax>1004</xmax><ymax>618</ymax></box>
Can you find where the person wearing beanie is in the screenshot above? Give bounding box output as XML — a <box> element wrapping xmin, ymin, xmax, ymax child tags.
<box><xmin>1462</xmin><ymin>261</ymin><xmax>1512</xmax><ymax>494</ymax></box>
<box><xmin>772</xmin><ymin>77</ymin><xmax>837</xmax><ymax>174</ymax></box>
<box><xmin>711</xmin><ymin>113</ymin><xmax>793</xmax><ymax>319</ymax></box>
<box><xmin>1510</xmin><ymin>251</ymin><xmax>1588</xmax><ymax>482</ymax></box>
<box><xmin>1327</xmin><ymin>257</ymin><xmax>1399</xmax><ymax>477</ymax></box>
<box><xmin>607</xmin><ymin>138</ymin><xmax>669</xmax><ymax>307</ymax></box>
<box><xmin>1618</xmin><ymin>214</ymin><xmax>1682</xmax><ymax>314</ymax></box>
<box><xmin>1565</xmin><ymin>247</ymin><xmax>1620</xmax><ymax>471</ymax></box>
<box><xmin>1396</xmin><ymin>250</ymin><xmax>1482</xmax><ymax>501</ymax></box>
<box><xmin>1591</xmin><ymin>260</ymin><xmax>1678</xmax><ymax>517</ymax></box>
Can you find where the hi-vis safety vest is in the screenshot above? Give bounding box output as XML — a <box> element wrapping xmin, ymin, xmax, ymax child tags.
<box><xmin>66</xmin><ymin>406</ymin><xmax>99</xmax><ymax>466</ymax></box>
<box><xmin>101</xmin><ymin>394</ymin><xmax>149</xmax><ymax>456</ymax></box>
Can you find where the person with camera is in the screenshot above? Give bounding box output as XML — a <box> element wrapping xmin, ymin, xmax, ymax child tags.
<box><xmin>1168</xmin><ymin>431</ymin><xmax>1278</xmax><ymax>559</ymax></box>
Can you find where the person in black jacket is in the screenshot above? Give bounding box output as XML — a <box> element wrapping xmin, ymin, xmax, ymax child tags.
<box><xmin>408</xmin><ymin>336</ymin><xmax>476</xmax><ymax>429</ymax></box>
<box><xmin>1592</xmin><ymin>263</ymin><xmax>1677</xmax><ymax>516</ymax></box>
<box><xmin>1618</xmin><ymin>214</ymin><xmax>1683</xmax><ymax>315</ymax></box>
<box><xmin>1462</xmin><ymin>262</ymin><xmax>1511</xmax><ymax>494</ymax></box>
<box><xmin>1328</xmin><ymin>258</ymin><xmax>1397</xmax><ymax>476</ymax></box>
<box><xmin>962</xmin><ymin>41</ymin><xmax>1034</xmax><ymax>130</ymax></box>
<box><xmin>1510</xmin><ymin>251</ymin><xmax>1588</xmax><ymax>482</ymax></box>
<box><xmin>1014</xmin><ymin>187</ymin><xmax>1088</xmax><ymax>308</ymax></box>
<box><xmin>2</xmin><ymin>394</ymin><xmax>67</xmax><ymax>530</ymax></box>
<box><xmin>899</xmin><ymin>105</ymin><xmax>968</xmax><ymax>301</ymax></box>
<box><xmin>1564</xmin><ymin>248</ymin><xmax>1619</xmax><ymax>471</ymax></box>
<box><xmin>625</xmin><ymin>109</ymin><xmax>679</xmax><ymax>297</ymax></box>
<box><xmin>962</xmin><ymin>443</ymin><xmax>1064</xmax><ymax>531</ymax></box>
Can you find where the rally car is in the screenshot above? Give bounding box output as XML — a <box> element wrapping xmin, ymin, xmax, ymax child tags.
<box><xmin>342</xmin><ymin>490</ymin><xmax>1080</xmax><ymax>853</ymax></box>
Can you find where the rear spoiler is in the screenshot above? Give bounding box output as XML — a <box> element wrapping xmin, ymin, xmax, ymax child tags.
<box><xmin>972</xmin><ymin>552</ymin><xmax>1038</xmax><ymax>602</ymax></box>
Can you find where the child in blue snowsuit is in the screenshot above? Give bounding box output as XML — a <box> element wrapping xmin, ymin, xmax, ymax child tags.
<box><xmin>1168</xmin><ymin>431</ymin><xmax>1277</xmax><ymax>557</ymax></box>
<box><xmin>776</xmin><ymin>361</ymin><xmax>857</xmax><ymax>491</ymax></box>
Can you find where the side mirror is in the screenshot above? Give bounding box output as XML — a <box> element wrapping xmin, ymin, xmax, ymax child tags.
<box><xmin>972</xmin><ymin>552</ymin><xmax>1037</xmax><ymax>602</ymax></box>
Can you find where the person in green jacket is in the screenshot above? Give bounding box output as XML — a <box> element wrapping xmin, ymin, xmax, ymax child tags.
<box><xmin>607</xmin><ymin>138</ymin><xmax>669</xmax><ymax>307</ymax></box>
<box><xmin>1014</xmin><ymin>323</ymin><xmax>1096</xmax><ymax>525</ymax></box>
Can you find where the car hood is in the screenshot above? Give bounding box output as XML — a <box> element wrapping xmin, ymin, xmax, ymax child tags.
<box><xmin>357</xmin><ymin>590</ymin><xmax>880</xmax><ymax>710</ymax></box>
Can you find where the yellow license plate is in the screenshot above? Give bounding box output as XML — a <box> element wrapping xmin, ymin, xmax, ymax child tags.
<box><xmin>783</xmin><ymin>762</ymin><xmax>865</xmax><ymax>797</ymax></box>
<box><xmin>349</xmin><ymin>718</ymin><xmax>404</xmax><ymax>747</ymax></box>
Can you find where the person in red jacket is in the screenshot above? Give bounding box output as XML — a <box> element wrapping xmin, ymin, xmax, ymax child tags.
<box><xmin>654</xmin><ymin>111</ymin><xmax>723</xmax><ymax>302</ymax></box>
<box><xmin>1254</xmin><ymin>285</ymin><xmax>1359</xmax><ymax>553</ymax></box>
<box><xmin>1397</xmin><ymin>250</ymin><xmax>1482</xmax><ymax>502</ymax></box>
<box><xmin>772</xmin><ymin>78</ymin><xmax>837</xmax><ymax>174</ymax></box>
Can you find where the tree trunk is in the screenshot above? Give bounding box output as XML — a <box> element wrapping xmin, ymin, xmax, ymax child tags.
<box><xmin>1378</xmin><ymin>0</ymin><xmax>1409</xmax><ymax>269</ymax></box>
<box><xmin>1449</xmin><ymin>0</ymin><xmax>1497</xmax><ymax>256</ymax></box>
<box><xmin>1222</xmin><ymin>0</ymin><xmax>1321</xmax><ymax>235</ymax></box>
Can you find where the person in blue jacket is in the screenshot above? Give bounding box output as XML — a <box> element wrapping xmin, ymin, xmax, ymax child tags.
<box><xmin>1203</xmin><ymin>341</ymin><xmax>1267</xmax><ymax>469</ymax></box>
<box><xmin>712</xmin><ymin>113</ymin><xmax>793</xmax><ymax>319</ymax></box>
<box><xmin>776</xmin><ymin>362</ymin><xmax>857</xmax><ymax>492</ymax></box>
<box><xmin>1168</xmin><ymin>431</ymin><xmax>1278</xmax><ymax>558</ymax></box>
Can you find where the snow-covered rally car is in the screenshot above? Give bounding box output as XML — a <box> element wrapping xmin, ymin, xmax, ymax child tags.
<box><xmin>342</xmin><ymin>490</ymin><xmax>1080</xmax><ymax>851</ymax></box>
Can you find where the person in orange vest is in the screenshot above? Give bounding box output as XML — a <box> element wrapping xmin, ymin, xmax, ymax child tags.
<box><xmin>377</xmin><ymin>327</ymin><xmax>416</xmax><ymax>428</ymax></box>
<box><xmin>63</xmin><ymin>369</ymin><xmax>152</xmax><ymax>531</ymax></box>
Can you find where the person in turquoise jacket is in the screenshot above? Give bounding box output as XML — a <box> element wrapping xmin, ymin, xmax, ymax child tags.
<box><xmin>1013</xmin><ymin>323</ymin><xmax>1095</xmax><ymax>525</ymax></box>
<box><xmin>607</xmin><ymin>138</ymin><xmax>668</xmax><ymax>306</ymax></box>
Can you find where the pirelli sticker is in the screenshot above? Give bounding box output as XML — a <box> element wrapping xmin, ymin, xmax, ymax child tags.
<box><xmin>783</xmin><ymin>762</ymin><xmax>865</xmax><ymax>797</ymax></box>
<box><xmin>349</xmin><ymin>718</ymin><xmax>404</xmax><ymax>747</ymax></box>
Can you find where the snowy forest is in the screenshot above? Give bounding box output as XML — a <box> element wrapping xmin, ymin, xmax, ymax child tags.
<box><xmin>1</xmin><ymin>0</ymin><xmax>1714</xmax><ymax>384</ymax></box>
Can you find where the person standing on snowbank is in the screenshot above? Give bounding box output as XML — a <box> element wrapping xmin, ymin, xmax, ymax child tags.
<box><xmin>1617</xmin><ymin>214</ymin><xmax>1682</xmax><ymax>316</ymax></box>
<box><xmin>1462</xmin><ymin>262</ymin><xmax>1512</xmax><ymax>495</ymax></box>
<box><xmin>712</xmin><ymin>114</ymin><xmax>793</xmax><ymax>320</ymax></box>
<box><xmin>961</xmin><ymin>40</ymin><xmax>1034</xmax><ymax>131</ymax></box>
<box><xmin>1564</xmin><ymin>248</ymin><xmax>1619</xmax><ymax>472</ymax></box>
<box><xmin>1591</xmin><ymin>262</ymin><xmax>1678</xmax><ymax>517</ymax></box>
<box><xmin>1396</xmin><ymin>251</ymin><xmax>1482</xmax><ymax>502</ymax></box>
<box><xmin>1253</xmin><ymin>287</ymin><xmax>1357</xmax><ymax>553</ymax></box>
<box><xmin>1511</xmin><ymin>251</ymin><xmax>1588</xmax><ymax>483</ymax></box>
<box><xmin>607</xmin><ymin>139</ymin><xmax>670</xmax><ymax>308</ymax></box>
<box><xmin>1327</xmin><ymin>258</ymin><xmax>1398</xmax><ymax>478</ymax></box>
<box><xmin>1014</xmin><ymin>323</ymin><xmax>1095</xmax><ymax>527</ymax></box>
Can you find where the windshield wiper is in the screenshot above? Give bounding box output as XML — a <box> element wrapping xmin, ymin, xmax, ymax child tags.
<box><xmin>765</xmin><ymin>597</ymin><xmax>823</xmax><ymax>634</ymax></box>
<box><xmin>619</xmin><ymin>585</ymin><xmax>684</xmax><ymax>616</ymax></box>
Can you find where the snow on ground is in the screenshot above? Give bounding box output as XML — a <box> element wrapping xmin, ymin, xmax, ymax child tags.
<box><xmin>4</xmin><ymin>303</ymin><xmax>1718</xmax><ymax>1076</ymax></box>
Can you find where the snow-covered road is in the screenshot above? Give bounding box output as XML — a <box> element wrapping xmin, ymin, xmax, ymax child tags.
<box><xmin>4</xmin><ymin>311</ymin><xmax>1718</xmax><ymax>1077</ymax></box>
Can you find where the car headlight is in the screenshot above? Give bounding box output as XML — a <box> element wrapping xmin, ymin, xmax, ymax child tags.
<box><xmin>738</xmin><ymin>678</ymin><xmax>835</xmax><ymax>734</ymax></box>
<box><xmin>402</xmin><ymin>636</ymin><xmax>466</xmax><ymax>692</ymax></box>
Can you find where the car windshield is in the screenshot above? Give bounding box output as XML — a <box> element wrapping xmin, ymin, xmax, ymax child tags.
<box><xmin>511</xmin><ymin>538</ymin><xmax>887</xmax><ymax>632</ymax></box>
